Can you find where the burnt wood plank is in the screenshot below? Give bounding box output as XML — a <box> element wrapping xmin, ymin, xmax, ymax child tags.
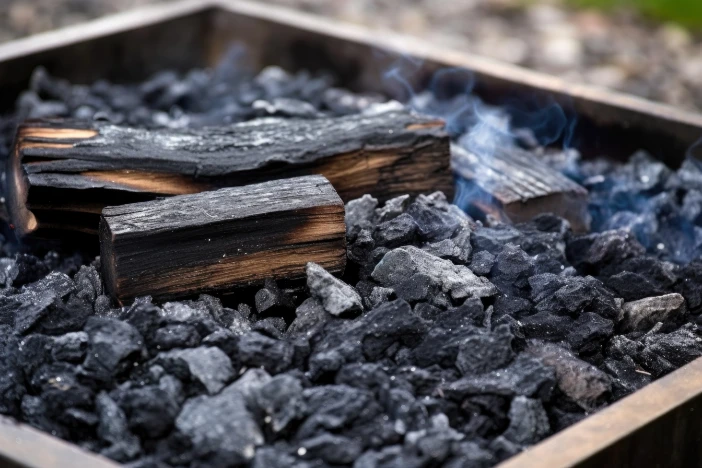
<box><xmin>8</xmin><ymin>110</ymin><xmax>451</xmax><ymax>237</ymax></box>
<box><xmin>451</xmin><ymin>144</ymin><xmax>590</xmax><ymax>232</ymax></box>
<box><xmin>100</xmin><ymin>175</ymin><xmax>346</xmax><ymax>304</ymax></box>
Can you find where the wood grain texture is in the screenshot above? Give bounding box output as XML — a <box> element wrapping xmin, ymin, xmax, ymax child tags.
<box><xmin>451</xmin><ymin>144</ymin><xmax>590</xmax><ymax>232</ymax></box>
<box><xmin>100</xmin><ymin>175</ymin><xmax>346</xmax><ymax>303</ymax></box>
<box><xmin>9</xmin><ymin>110</ymin><xmax>451</xmax><ymax>237</ymax></box>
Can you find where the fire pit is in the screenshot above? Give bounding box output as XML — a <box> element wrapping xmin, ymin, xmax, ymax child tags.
<box><xmin>2</xmin><ymin>1</ymin><xmax>702</xmax><ymax>468</ymax></box>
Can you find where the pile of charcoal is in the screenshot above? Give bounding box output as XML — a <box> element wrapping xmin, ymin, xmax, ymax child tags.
<box><xmin>2</xmin><ymin>58</ymin><xmax>702</xmax><ymax>468</ymax></box>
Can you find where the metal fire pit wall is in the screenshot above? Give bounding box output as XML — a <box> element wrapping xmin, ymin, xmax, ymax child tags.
<box><xmin>0</xmin><ymin>1</ymin><xmax>701</xmax><ymax>467</ymax></box>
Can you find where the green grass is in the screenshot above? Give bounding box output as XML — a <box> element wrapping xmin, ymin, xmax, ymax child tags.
<box><xmin>567</xmin><ymin>0</ymin><xmax>702</xmax><ymax>29</ymax></box>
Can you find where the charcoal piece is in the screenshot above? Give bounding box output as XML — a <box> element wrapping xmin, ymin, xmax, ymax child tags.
<box><xmin>201</xmin><ymin>328</ymin><xmax>239</xmax><ymax>361</ymax></box>
<box><xmin>335</xmin><ymin>363</ymin><xmax>392</xmax><ymax>396</ymax></box>
<box><xmin>51</xmin><ymin>331</ymin><xmax>88</xmax><ymax>362</ymax></box>
<box><xmin>253</xmin><ymin>374</ymin><xmax>304</xmax><ymax>434</ymax></box>
<box><xmin>346</xmin><ymin>194</ymin><xmax>378</xmax><ymax>238</ymax></box>
<box><xmin>606</xmin><ymin>271</ymin><xmax>664</xmax><ymax>302</ymax></box>
<box><xmin>607</xmin><ymin>335</ymin><xmax>644</xmax><ymax>360</ymax></box>
<box><xmin>566</xmin><ymin>312</ymin><xmax>614</xmax><ymax>354</ymax></box>
<box><xmin>0</xmin><ymin>327</ymin><xmax>24</xmax><ymax>416</ymax></box>
<box><xmin>12</xmin><ymin>254</ymin><xmax>49</xmax><ymax>287</ymax></box>
<box><xmin>83</xmin><ymin>317</ymin><xmax>146</xmax><ymax>381</ymax></box>
<box><xmin>375</xmin><ymin>195</ymin><xmax>411</xmax><ymax>223</ymax></box>
<box><xmin>96</xmin><ymin>392</ymin><xmax>141</xmax><ymax>462</ymax></box>
<box><xmin>19</xmin><ymin>334</ymin><xmax>53</xmax><ymax>380</ymax></box>
<box><xmin>298</xmin><ymin>433</ymin><xmax>363</xmax><ymax>464</ymax></box>
<box><xmin>526</xmin><ymin>341</ymin><xmax>611</xmax><ymax>410</ymax></box>
<box><xmin>152</xmin><ymin>324</ymin><xmax>201</xmax><ymax>351</ymax></box>
<box><xmin>374</xmin><ymin>213</ymin><xmax>418</xmax><ymax>248</ymax></box>
<box><xmin>490</xmin><ymin>244</ymin><xmax>534</xmax><ymax>295</ymax></box>
<box><xmin>94</xmin><ymin>295</ymin><xmax>112</xmax><ymax>315</ymax></box>
<box><xmin>21</xmin><ymin>395</ymin><xmax>68</xmax><ymax>439</ymax></box>
<box><xmin>404</xmin><ymin>414</ymin><xmax>463</xmax><ymax>464</ymax></box>
<box><xmin>227</xmin><ymin>369</ymin><xmax>273</xmax><ymax>409</ymax></box>
<box><xmin>161</xmin><ymin>302</ymin><xmax>218</xmax><ymax>337</ymax></box>
<box><xmin>520</xmin><ymin>311</ymin><xmax>574</xmax><ymax>342</ymax></box>
<box><xmin>414</xmin><ymin>302</ymin><xmax>442</xmax><ymax>320</ymax></box>
<box><xmin>568</xmin><ymin>230</ymin><xmax>646</xmax><ymax>273</ymax></box>
<box><xmin>455</xmin><ymin>325</ymin><xmax>515</xmax><ymax>375</ymax></box>
<box><xmin>602</xmin><ymin>356</ymin><xmax>651</xmax><ymax>399</ymax></box>
<box><xmin>469</xmin><ymin>250</ymin><xmax>495</xmax><ymax>276</ymax></box>
<box><xmin>73</xmin><ymin>265</ymin><xmax>103</xmax><ymax>303</ymax></box>
<box><xmin>306</xmin><ymin>262</ymin><xmax>362</xmax><ymax>317</ymax></box>
<box><xmin>442</xmin><ymin>354</ymin><xmax>555</xmax><ymax>401</ymax></box>
<box><xmin>411</xmin><ymin>325</ymin><xmax>482</xmax><ymax>369</ymax></box>
<box><xmin>528</xmin><ymin>273</ymin><xmax>566</xmax><ymax>304</ymax></box>
<box><xmin>348</xmin><ymin>228</ymin><xmax>376</xmax><ymax>264</ymax></box>
<box><xmin>534</xmin><ymin>276</ymin><xmax>620</xmax><ymax>320</ymax></box>
<box><xmin>471</xmin><ymin>225</ymin><xmax>523</xmax><ymax>255</ymax></box>
<box><xmin>124</xmin><ymin>302</ymin><xmax>163</xmax><ymax>341</ymax></box>
<box><xmin>444</xmin><ymin>441</ymin><xmax>495</xmax><ymax>468</ymax></box>
<box><xmin>117</xmin><ymin>385</ymin><xmax>181</xmax><ymax>438</ymax></box>
<box><xmin>393</xmin><ymin>273</ymin><xmax>432</xmax><ymax>303</ymax></box>
<box><xmin>252</xmin><ymin>447</ymin><xmax>299</xmax><ymax>468</ymax></box>
<box><xmin>297</xmin><ymin>385</ymin><xmax>376</xmax><ymax>439</ymax></box>
<box><xmin>502</xmin><ymin>396</ymin><xmax>550</xmax><ymax>445</ymax></box>
<box><xmin>641</xmin><ymin>324</ymin><xmax>702</xmax><ymax>368</ymax></box>
<box><xmin>154</xmin><ymin>347</ymin><xmax>233</xmax><ymax>395</ymax></box>
<box><xmin>493</xmin><ymin>295</ymin><xmax>532</xmax><ymax>320</ymax></box>
<box><xmin>176</xmin><ymin>384</ymin><xmax>263</xmax><ymax>466</ymax></box>
<box><xmin>30</xmin><ymin>363</ymin><xmax>94</xmax><ymax>417</ymax></box>
<box><xmin>372</xmin><ymin>246</ymin><xmax>497</xmax><ymax>303</ymax></box>
<box><xmin>406</xmin><ymin>194</ymin><xmax>463</xmax><ymax>241</ymax></box>
<box><xmin>253</xmin><ymin>97</ymin><xmax>321</xmax><ymax>118</ymax></box>
<box><xmin>10</xmin><ymin>290</ymin><xmax>56</xmax><ymax>334</ymax></box>
<box><xmin>255</xmin><ymin>279</ymin><xmax>295</xmax><ymax>316</ymax></box>
<box><xmin>366</xmin><ymin>286</ymin><xmax>395</xmax><ymax>310</ymax></box>
<box><xmin>676</xmin><ymin>260</ymin><xmax>702</xmax><ymax>315</ymax></box>
<box><xmin>33</xmin><ymin>295</ymin><xmax>92</xmax><ymax>336</ymax></box>
<box><xmin>621</xmin><ymin>293</ymin><xmax>687</xmax><ymax>332</ymax></box>
<box><xmin>422</xmin><ymin>239</ymin><xmax>468</xmax><ymax>264</ymax></box>
<box><xmin>490</xmin><ymin>435</ymin><xmax>523</xmax><ymax>461</ymax></box>
<box><xmin>288</xmin><ymin>298</ymin><xmax>330</xmax><ymax>335</ymax></box>
<box><xmin>238</xmin><ymin>332</ymin><xmax>294</xmax><ymax>375</ymax></box>
<box><xmin>252</xmin><ymin>317</ymin><xmax>287</xmax><ymax>339</ymax></box>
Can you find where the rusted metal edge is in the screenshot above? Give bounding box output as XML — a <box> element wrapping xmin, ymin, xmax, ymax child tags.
<box><xmin>0</xmin><ymin>416</ymin><xmax>119</xmax><ymax>468</ymax></box>
<box><xmin>498</xmin><ymin>356</ymin><xmax>702</xmax><ymax>468</ymax></box>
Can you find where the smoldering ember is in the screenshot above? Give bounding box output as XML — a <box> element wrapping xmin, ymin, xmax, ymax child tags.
<box><xmin>3</xmin><ymin>53</ymin><xmax>702</xmax><ymax>468</ymax></box>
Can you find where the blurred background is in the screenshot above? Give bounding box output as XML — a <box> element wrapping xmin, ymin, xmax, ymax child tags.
<box><xmin>2</xmin><ymin>0</ymin><xmax>701</xmax><ymax>111</ymax></box>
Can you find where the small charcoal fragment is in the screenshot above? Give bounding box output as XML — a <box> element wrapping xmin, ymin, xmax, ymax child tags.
<box><xmin>238</xmin><ymin>332</ymin><xmax>294</xmax><ymax>375</ymax></box>
<box><xmin>83</xmin><ymin>317</ymin><xmax>146</xmax><ymax>381</ymax></box>
<box><xmin>621</xmin><ymin>293</ymin><xmax>686</xmax><ymax>332</ymax></box>
<box><xmin>154</xmin><ymin>346</ymin><xmax>233</xmax><ymax>395</ymax></box>
<box><xmin>502</xmin><ymin>396</ymin><xmax>551</xmax><ymax>445</ymax></box>
<box><xmin>306</xmin><ymin>262</ymin><xmax>363</xmax><ymax>317</ymax></box>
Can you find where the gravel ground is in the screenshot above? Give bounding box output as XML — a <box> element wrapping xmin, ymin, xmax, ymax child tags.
<box><xmin>1</xmin><ymin>0</ymin><xmax>702</xmax><ymax>111</ymax></box>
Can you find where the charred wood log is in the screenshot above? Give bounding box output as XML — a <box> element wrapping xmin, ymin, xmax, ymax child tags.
<box><xmin>451</xmin><ymin>144</ymin><xmax>590</xmax><ymax>232</ymax></box>
<box><xmin>100</xmin><ymin>175</ymin><xmax>345</xmax><ymax>304</ymax></box>
<box><xmin>8</xmin><ymin>110</ymin><xmax>451</xmax><ymax>237</ymax></box>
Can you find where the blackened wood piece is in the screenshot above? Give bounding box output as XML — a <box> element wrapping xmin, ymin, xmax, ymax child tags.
<box><xmin>451</xmin><ymin>144</ymin><xmax>590</xmax><ymax>232</ymax></box>
<box><xmin>100</xmin><ymin>175</ymin><xmax>346</xmax><ymax>304</ymax></box>
<box><xmin>9</xmin><ymin>110</ymin><xmax>451</xmax><ymax>237</ymax></box>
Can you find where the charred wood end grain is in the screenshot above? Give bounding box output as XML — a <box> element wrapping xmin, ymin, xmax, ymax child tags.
<box><xmin>451</xmin><ymin>144</ymin><xmax>590</xmax><ymax>232</ymax></box>
<box><xmin>100</xmin><ymin>175</ymin><xmax>346</xmax><ymax>304</ymax></box>
<box><xmin>9</xmin><ymin>111</ymin><xmax>451</xmax><ymax>237</ymax></box>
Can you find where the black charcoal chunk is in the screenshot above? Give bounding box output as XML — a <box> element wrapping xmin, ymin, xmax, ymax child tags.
<box><xmin>606</xmin><ymin>271</ymin><xmax>664</xmax><ymax>302</ymax></box>
<box><xmin>306</xmin><ymin>262</ymin><xmax>363</xmax><ymax>317</ymax></box>
<box><xmin>372</xmin><ymin>246</ymin><xmax>497</xmax><ymax>303</ymax></box>
<box><xmin>442</xmin><ymin>354</ymin><xmax>555</xmax><ymax>401</ymax></box>
<box><xmin>161</xmin><ymin>301</ymin><xmax>218</xmax><ymax>336</ymax></box>
<box><xmin>51</xmin><ymin>331</ymin><xmax>88</xmax><ymax>362</ymax></box>
<box><xmin>73</xmin><ymin>265</ymin><xmax>103</xmax><ymax>303</ymax></box>
<box><xmin>238</xmin><ymin>332</ymin><xmax>294</xmax><ymax>374</ymax></box>
<box><xmin>299</xmin><ymin>433</ymin><xmax>363</xmax><ymax>464</ymax></box>
<box><xmin>117</xmin><ymin>384</ymin><xmax>181</xmax><ymax>438</ymax></box>
<box><xmin>621</xmin><ymin>293</ymin><xmax>686</xmax><ymax>332</ymax></box>
<box><xmin>640</xmin><ymin>324</ymin><xmax>702</xmax><ymax>369</ymax></box>
<box><xmin>406</xmin><ymin>194</ymin><xmax>463</xmax><ymax>241</ymax></box>
<box><xmin>0</xmin><ymin>327</ymin><xmax>23</xmax><ymax>416</ymax></box>
<box><xmin>154</xmin><ymin>347</ymin><xmax>233</xmax><ymax>395</ymax></box>
<box><xmin>96</xmin><ymin>392</ymin><xmax>141</xmax><ymax>462</ymax></box>
<box><xmin>375</xmin><ymin>195</ymin><xmax>410</xmax><ymax>223</ymax></box>
<box><xmin>253</xmin><ymin>374</ymin><xmax>304</xmax><ymax>434</ymax></box>
<box><xmin>455</xmin><ymin>325</ymin><xmax>515</xmax><ymax>375</ymax></box>
<box><xmin>12</xmin><ymin>254</ymin><xmax>50</xmax><ymax>287</ymax></box>
<box><xmin>566</xmin><ymin>312</ymin><xmax>614</xmax><ymax>354</ymax></box>
<box><xmin>602</xmin><ymin>356</ymin><xmax>651</xmax><ymax>399</ymax></box>
<box><xmin>255</xmin><ymin>279</ymin><xmax>295</xmax><ymax>316</ymax></box>
<box><xmin>502</xmin><ymin>396</ymin><xmax>550</xmax><ymax>445</ymax></box>
<box><xmin>517</xmin><ymin>311</ymin><xmax>574</xmax><ymax>342</ymax></box>
<box><xmin>490</xmin><ymin>244</ymin><xmax>534</xmax><ymax>295</ymax></box>
<box><xmin>534</xmin><ymin>276</ymin><xmax>620</xmax><ymax>320</ymax></box>
<box><xmin>471</xmin><ymin>225</ymin><xmax>522</xmax><ymax>255</ymax></box>
<box><xmin>526</xmin><ymin>341</ymin><xmax>611</xmax><ymax>410</ymax></box>
<box><xmin>374</xmin><ymin>213</ymin><xmax>418</xmax><ymax>248</ymax></box>
<box><xmin>469</xmin><ymin>251</ymin><xmax>496</xmax><ymax>276</ymax></box>
<box><xmin>346</xmin><ymin>195</ymin><xmax>378</xmax><ymax>237</ymax></box>
<box><xmin>83</xmin><ymin>317</ymin><xmax>146</xmax><ymax>381</ymax></box>
<box><xmin>288</xmin><ymin>298</ymin><xmax>330</xmax><ymax>335</ymax></box>
<box><xmin>151</xmin><ymin>323</ymin><xmax>201</xmax><ymax>350</ymax></box>
<box><xmin>176</xmin><ymin>384</ymin><xmax>263</xmax><ymax>465</ymax></box>
<box><xmin>422</xmin><ymin>238</ymin><xmax>468</xmax><ymax>264</ymax></box>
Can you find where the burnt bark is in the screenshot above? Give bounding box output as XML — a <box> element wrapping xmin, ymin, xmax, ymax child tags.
<box><xmin>100</xmin><ymin>175</ymin><xmax>346</xmax><ymax>304</ymax></box>
<box><xmin>8</xmin><ymin>110</ymin><xmax>451</xmax><ymax>237</ymax></box>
